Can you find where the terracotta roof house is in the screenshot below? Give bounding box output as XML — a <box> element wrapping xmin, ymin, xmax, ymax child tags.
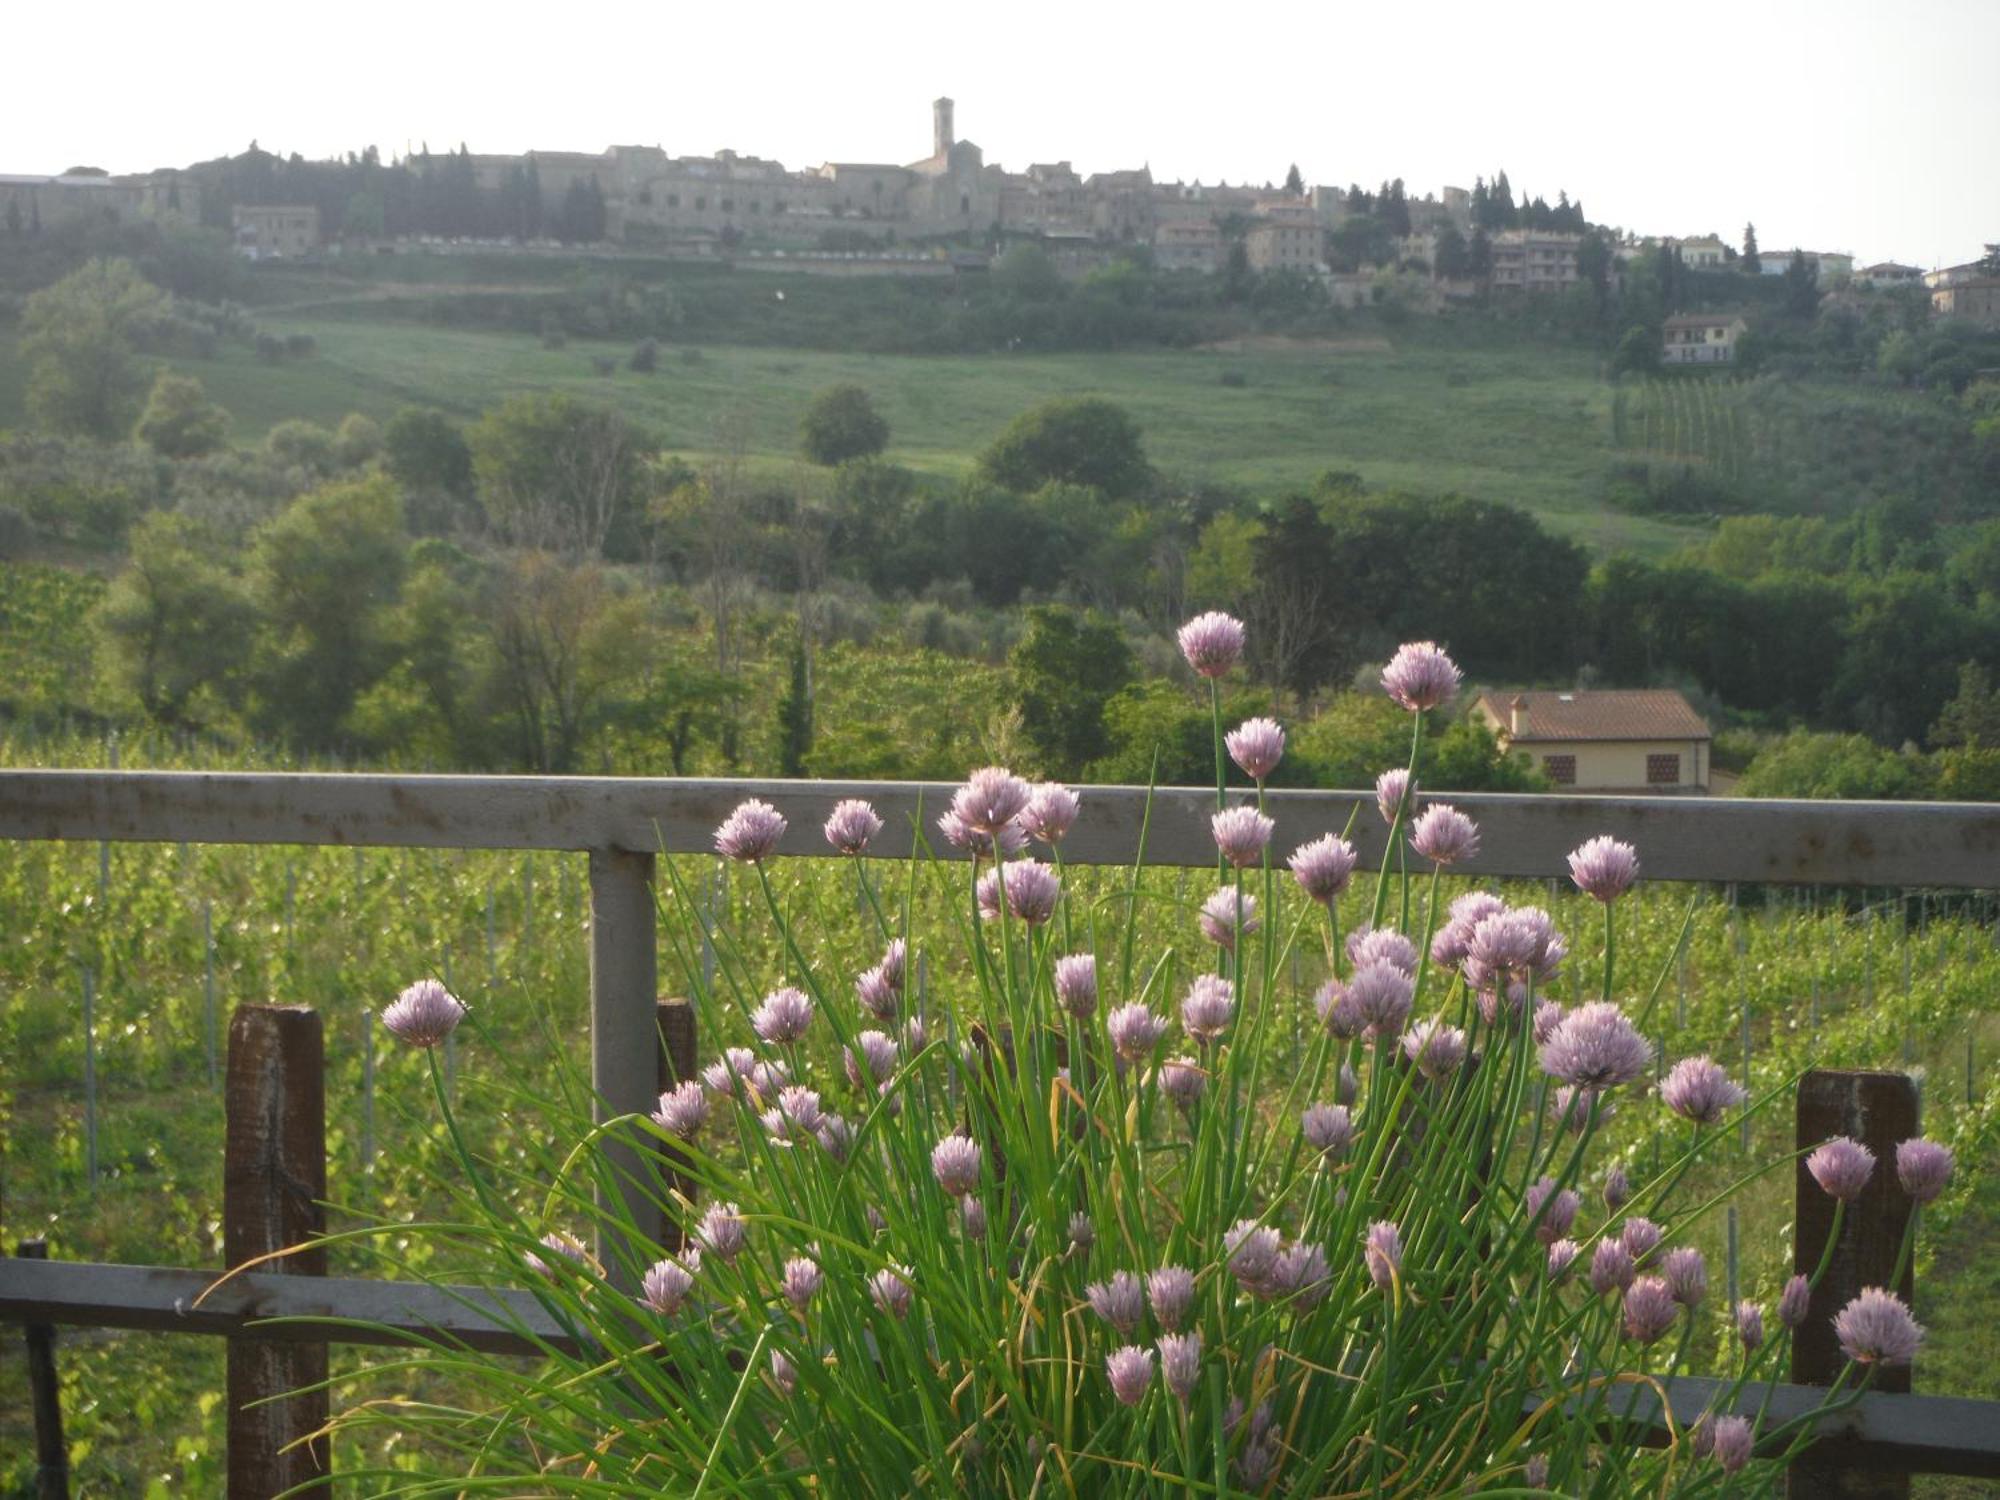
<box><xmin>1472</xmin><ymin>689</ymin><xmax>1713</xmax><ymax>794</ymax></box>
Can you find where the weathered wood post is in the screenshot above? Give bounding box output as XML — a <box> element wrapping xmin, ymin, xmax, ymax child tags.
<box><xmin>16</xmin><ymin>1240</ymin><xmax>70</xmax><ymax>1500</ymax></box>
<box><xmin>1788</xmin><ymin>1068</ymin><xmax>1919</xmax><ymax>1499</ymax></box>
<box><xmin>224</xmin><ymin>1005</ymin><xmax>329</xmax><ymax>1497</ymax></box>
<box><xmin>655</xmin><ymin>996</ymin><xmax>699</xmax><ymax>1249</ymax></box>
<box><xmin>589</xmin><ymin>848</ymin><xmax>658</xmax><ymax>1289</ymax></box>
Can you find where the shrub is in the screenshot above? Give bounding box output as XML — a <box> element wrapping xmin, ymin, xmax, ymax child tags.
<box><xmin>134</xmin><ymin>372</ymin><xmax>230</xmax><ymax>459</ymax></box>
<box><xmin>800</xmin><ymin>384</ymin><xmax>890</xmax><ymax>466</ymax></box>
<box><xmin>630</xmin><ymin>338</ymin><xmax>659</xmax><ymax>373</ymax></box>
<box><xmin>336</xmin><ymin>625</ymin><xmax>1946</xmax><ymax>1494</ymax></box>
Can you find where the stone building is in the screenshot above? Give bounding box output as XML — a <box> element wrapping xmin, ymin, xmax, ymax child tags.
<box><xmin>233</xmin><ymin>203</ymin><xmax>319</xmax><ymax>258</ymax></box>
<box><xmin>1661</xmin><ymin>312</ymin><xmax>1748</xmax><ymax>365</ymax></box>
<box><xmin>0</xmin><ymin>171</ymin><xmax>199</xmax><ymax>233</ymax></box>
<box><xmin>1488</xmin><ymin>230</ymin><xmax>1582</xmax><ymax>292</ymax></box>
<box><xmin>1245</xmin><ymin>201</ymin><xmax>1323</xmax><ymax>272</ymax></box>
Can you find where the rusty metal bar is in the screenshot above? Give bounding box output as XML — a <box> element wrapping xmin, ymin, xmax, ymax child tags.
<box><xmin>589</xmin><ymin>848</ymin><xmax>658</xmax><ymax>1290</ymax></box>
<box><xmin>15</xmin><ymin>1241</ymin><xmax>70</xmax><ymax>1500</ymax></box>
<box><xmin>224</xmin><ymin>1005</ymin><xmax>329</xmax><ymax>1498</ymax></box>
<box><xmin>5</xmin><ymin>770</ymin><xmax>2000</xmax><ymax>887</ymax></box>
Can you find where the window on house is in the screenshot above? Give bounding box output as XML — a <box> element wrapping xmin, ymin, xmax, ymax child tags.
<box><xmin>1646</xmin><ymin>753</ymin><xmax>1681</xmax><ymax>785</ymax></box>
<box><xmin>1542</xmin><ymin>754</ymin><xmax>1577</xmax><ymax>786</ymax></box>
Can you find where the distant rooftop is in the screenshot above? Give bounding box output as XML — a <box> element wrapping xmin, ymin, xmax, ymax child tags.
<box><xmin>1475</xmin><ymin>689</ymin><xmax>1712</xmax><ymax>742</ymax></box>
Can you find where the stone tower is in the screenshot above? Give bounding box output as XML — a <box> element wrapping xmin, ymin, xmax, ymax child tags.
<box><xmin>933</xmin><ymin>97</ymin><xmax>954</xmax><ymax>159</ymax></box>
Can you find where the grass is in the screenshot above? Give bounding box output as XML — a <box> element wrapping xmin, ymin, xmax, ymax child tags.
<box><xmin>0</xmin><ymin>317</ymin><xmax>1702</xmax><ymax>558</ymax></box>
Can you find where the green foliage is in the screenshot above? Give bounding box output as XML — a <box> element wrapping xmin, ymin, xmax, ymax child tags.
<box><xmin>332</xmin><ymin>412</ymin><xmax>383</xmax><ymax>469</ymax></box>
<box><xmin>976</xmin><ymin>396</ymin><xmax>1151</xmax><ymax>499</ymax></box>
<box><xmin>1612</xmin><ymin>325</ymin><xmax>1660</xmax><ymax>377</ymax></box>
<box><xmin>800</xmin><ymin>383</ymin><xmax>890</xmax><ymax>467</ymax></box>
<box><xmin>134</xmin><ymin>373</ymin><xmax>230</xmax><ymax>459</ymax></box>
<box><xmin>776</xmin><ymin>636</ymin><xmax>813</xmax><ymax>777</ymax></box>
<box><xmin>1736</xmin><ymin>728</ymin><xmax>1927</xmax><ymax>799</ymax></box>
<box><xmin>1008</xmin><ymin>605</ymin><xmax>1136</xmax><ymax>778</ymax></box>
<box><xmin>1930</xmin><ymin>662</ymin><xmax>2000</xmax><ymax>750</ymax></box>
<box><xmin>0</xmin><ymin>433</ymin><xmax>164</xmax><ymax>549</ymax></box>
<box><xmin>382</xmin><ymin>407</ymin><xmax>474</xmax><ymax>508</ymax></box>
<box><xmin>21</xmin><ymin>258</ymin><xmax>169</xmax><ymax>437</ymax></box>
<box><xmin>468</xmin><ymin>393</ymin><xmax>650</xmax><ymax>558</ymax></box>
<box><xmin>263</xmin><ymin>418</ymin><xmax>337</xmax><ymax>476</ymax></box>
<box><xmin>94</xmin><ymin>512</ymin><xmax>254</xmax><ymax>726</ymax></box>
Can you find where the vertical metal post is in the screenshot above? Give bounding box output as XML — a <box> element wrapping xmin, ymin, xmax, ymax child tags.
<box><xmin>224</xmin><ymin>1005</ymin><xmax>329</xmax><ymax>1497</ymax></box>
<box><xmin>361</xmin><ymin>1010</ymin><xmax>376</xmax><ymax>1173</ymax></box>
<box><xmin>589</xmin><ymin>847</ymin><xmax>659</xmax><ymax>1288</ymax></box>
<box><xmin>1726</xmin><ymin>1205</ymin><xmax>1739</xmax><ymax>1308</ymax></box>
<box><xmin>1740</xmin><ymin>1000</ymin><xmax>1753</xmax><ymax>1154</ymax></box>
<box><xmin>16</xmin><ymin>1240</ymin><xmax>70</xmax><ymax>1500</ymax></box>
<box><xmin>81</xmin><ymin>968</ymin><xmax>97</xmax><ymax>1190</ymax></box>
<box><xmin>1788</xmin><ymin>1068</ymin><xmax>1917</xmax><ymax>1498</ymax></box>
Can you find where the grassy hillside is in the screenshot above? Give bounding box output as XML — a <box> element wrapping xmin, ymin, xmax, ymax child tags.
<box><xmin>0</xmin><ymin>317</ymin><xmax>1702</xmax><ymax>556</ymax></box>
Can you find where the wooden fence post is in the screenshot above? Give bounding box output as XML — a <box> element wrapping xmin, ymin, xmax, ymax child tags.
<box><xmin>1788</xmin><ymin>1068</ymin><xmax>1919</xmax><ymax>1499</ymax></box>
<box><xmin>16</xmin><ymin>1240</ymin><xmax>70</xmax><ymax>1500</ymax></box>
<box><xmin>224</xmin><ymin>1005</ymin><xmax>328</xmax><ymax>1498</ymax></box>
<box><xmin>589</xmin><ymin>848</ymin><xmax>658</xmax><ymax>1289</ymax></box>
<box><xmin>656</xmin><ymin>997</ymin><xmax>699</xmax><ymax>1249</ymax></box>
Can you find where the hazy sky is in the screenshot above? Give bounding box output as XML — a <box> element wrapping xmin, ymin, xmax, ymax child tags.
<box><xmin>8</xmin><ymin>0</ymin><xmax>1995</xmax><ymax>266</ymax></box>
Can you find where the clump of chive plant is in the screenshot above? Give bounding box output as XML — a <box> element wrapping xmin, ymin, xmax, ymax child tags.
<box><xmin>341</xmin><ymin>619</ymin><xmax>1951</xmax><ymax>1496</ymax></box>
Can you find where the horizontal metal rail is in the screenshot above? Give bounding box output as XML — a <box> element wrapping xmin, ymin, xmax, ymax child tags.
<box><xmin>3</xmin><ymin>1261</ymin><xmax>1996</xmax><ymax>1477</ymax></box>
<box><xmin>5</xmin><ymin>770</ymin><xmax>2000</xmax><ymax>886</ymax></box>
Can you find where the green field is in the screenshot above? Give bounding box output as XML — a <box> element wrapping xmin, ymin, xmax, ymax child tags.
<box><xmin>0</xmin><ymin>315</ymin><xmax>1704</xmax><ymax>557</ymax></box>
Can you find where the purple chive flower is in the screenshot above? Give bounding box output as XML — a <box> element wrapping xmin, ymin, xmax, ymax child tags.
<box><xmin>1289</xmin><ymin>834</ymin><xmax>1359</xmax><ymax>904</ymax></box>
<box><xmin>1590</xmin><ymin>1238</ymin><xmax>1636</xmax><ymax>1295</ymax></box>
<box><xmin>1402</xmin><ymin>1018</ymin><xmax>1469</xmax><ymax>1081</ymax></box>
<box><xmin>1568</xmin><ymin>836</ymin><xmax>1640</xmax><ymax>903</ymax></box>
<box><xmin>1409</xmin><ymin>804</ymin><xmax>1480</xmax><ymax>866</ymax></box>
<box><xmin>816</xmin><ymin>1113</ymin><xmax>855</xmax><ymax>1161</ymax></box>
<box><xmin>975</xmin><ymin>868</ymin><xmax>1002</xmax><ymax>921</ymax></box>
<box><xmin>1068</xmin><ymin>1212</ymin><xmax>1095</xmax><ymax>1255</ymax></box>
<box><xmin>1148</xmin><ymin>1265</ymin><xmax>1195</xmax><ymax>1331</ymax></box>
<box><xmin>760</xmin><ymin>1085</ymin><xmax>825</xmax><ymax>1144</ymax></box>
<box><xmin>1158</xmin><ymin>1331</ymin><xmax>1202</xmax><ymax>1401</ymax></box>
<box><xmin>1226</xmin><ymin>717</ymin><xmax>1286</xmax><ymax>781</ymax></box>
<box><xmin>1711</xmin><ymin>1414</ymin><xmax>1754</xmax><ymax>1474</ymax></box>
<box><xmin>1198</xmin><ymin>887</ymin><xmax>1258</xmax><ymax>950</ymax></box>
<box><xmin>1302</xmin><ymin>1103</ymin><xmax>1355</xmax><ymax>1157</ymax></box>
<box><xmin>1054</xmin><ymin>953</ymin><xmax>1098</xmax><ymax>1018</ymax></box>
<box><xmin>1336</xmin><ymin>1062</ymin><xmax>1360</xmax><ymax>1106</ymax></box>
<box><xmin>1211</xmin><ymin>805</ymin><xmax>1276</xmax><ymax>868</ymax></box>
<box><xmin>1620</xmin><ymin>1217</ymin><xmax>1664</xmax><ymax>1263</ymax></box>
<box><xmin>1547</xmin><ymin>1239</ymin><xmax>1581</xmax><ymax>1280</ymax></box>
<box><xmin>870</xmin><ymin>1264</ymin><xmax>914</xmax><ymax>1317</ymax></box>
<box><xmin>1315</xmin><ymin>979</ymin><xmax>1366</xmax><ymax>1040</ymax></box>
<box><xmin>1021</xmin><ymin>782</ymin><xmax>1080</xmax><ymax>844</ymax></box>
<box><xmin>1105</xmin><ymin>1345</ymin><xmax>1154</xmax><ymax>1406</ymax></box>
<box><xmin>877</xmin><ymin>937</ymin><xmax>906</xmax><ymax>989</ymax></box>
<box><xmin>1348</xmin><ymin>962</ymin><xmax>1415</xmax><ymax>1039</ymax></box>
<box><xmin>1381</xmin><ymin>640</ymin><xmax>1462</xmax><ymax>712</ymax></box>
<box><xmin>931</xmin><ymin>1135</ymin><xmax>982</xmax><ymax>1197</ymax></box>
<box><xmin>1178</xmin><ymin>611</ymin><xmax>1246</xmax><ymax>678</ymax></box>
<box><xmin>1663</xmin><ymin>1246</ymin><xmax>1708</xmax><ymax>1307</ymax></box>
<box><xmin>855</xmin><ymin>964</ymin><xmax>899</xmax><ymax>1021</ymax></box>
<box><xmin>702</xmin><ymin>1045</ymin><xmax>757</xmax><ymax>1098</ymax></box>
<box><xmin>1623</xmin><ymin>1276</ymin><xmax>1679</xmax><ymax>1343</ymax></box>
<box><xmin>641</xmin><ymin>1253</ymin><xmax>697</xmax><ymax>1316</ymax></box>
<box><xmin>843</xmin><ymin>1029</ymin><xmax>899</xmax><ymax>1091</ymax></box>
<box><xmin>1552</xmin><ymin>1085</ymin><xmax>1609</xmax><ymax>1135</ymax></box>
<box><xmin>1347</xmin><ymin>926</ymin><xmax>1419</xmax><ymax>976</ymax></box>
<box><xmin>652</xmin><ymin>1079</ymin><xmax>710</xmax><ymax>1138</ymax></box>
<box><xmin>696</xmin><ymin>1202</ymin><xmax>747</xmax><ymax>1262</ymax></box>
<box><xmin>1159</xmin><ymin>1057</ymin><xmax>1207</xmax><ymax>1108</ymax></box>
<box><xmin>1540</xmin><ymin>1002</ymin><xmax>1653</xmax><ymax>1090</ymax></box>
<box><xmin>998</xmin><ymin>859</ymin><xmax>1062</xmax><ymax>925</ymax></box>
<box><xmin>1531</xmin><ymin>1000</ymin><xmax>1565</xmax><ymax>1046</ymax></box>
<box><xmin>782</xmin><ymin>1256</ymin><xmax>823</xmax><ymax>1311</ymax></box>
<box><xmin>714</xmin><ymin>798</ymin><xmax>787</xmax><ymax>862</ymax></box>
<box><xmin>525</xmin><ymin>1230</ymin><xmax>590</xmax><ymax>1277</ymax></box>
<box><xmin>1225</xmin><ymin>1219</ymin><xmax>1283</xmax><ymax>1288</ymax></box>
<box><xmin>1895</xmin><ymin>1138</ymin><xmax>1954</xmax><ymax>1204</ymax></box>
<box><xmin>1807</xmin><ymin>1137</ymin><xmax>1876</xmax><ymax>1201</ymax></box>
<box><xmin>952</xmin><ymin>767</ymin><xmax>1032</xmax><ymax>833</ymax></box>
<box><xmin>1603</xmin><ymin>1163</ymin><xmax>1631</xmax><ymax>1210</ymax></box>
<box><xmin>749</xmin><ymin>1058</ymin><xmax>792</xmax><ymax>1098</ymax></box>
<box><xmin>1833</xmin><ymin>1287</ymin><xmax>1924</xmax><ymax>1365</ymax></box>
<box><xmin>960</xmin><ymin>1195</ymin><xmax>987</xmax><ymax>1238</ymax></box>
<box><xmin>1273</xmin><ymin>1241</ymin><xmax>1332</xmax><ymax>1306</ymax></box>
<box><xmin>1086</xmin><ymin>1271</ymin><xmax>1145</xmax><ymax>1335</ymax></box>
<box><xmin>1107</xmin><ymin>1002</ymin><xmax>1169</xmax><ymax>1062</ymax></box>
<box><xmin>936</xmin><ymin>808</ymin><xmax>1027</xmax><ymax>860</ymax></box>
<box><xmin>750</xmin><ymin>986</ymin><xmax>815</xmax><ymax>1045</ymax></box>
<box><xmin>1736</xmin><ymin>1299</ymin><xmax>1765</xmax><ymax>1353</ymax></box>
<box><xmin>1662</xmin><ymin>1056</ymin><xmax>1748</xmax><ymax>1126</ymax></box>
<box><xmin>1778</xmin><ymin>1274</ymin><xmax>1811</xmax><ymax>1329</ymax></box>
<box><xmin>823</xmin><ymin>799</ymin><xmax>883</xmax><ymax>855</ymax></box>
<box><xmin>903</xmin><ymin>1015</ymin><xmax>929</xmax><ymax>1054</ymax></box>
<box><xmin>1376</xmin><ymin>768</ymin><xmax>1417</xmax><ymax>826</ymax></box>
<box><xmin>1181</xmin><ymin>974</ymin><xmax>1237</xmax><ymax>1042</ymax></box>
<box><xmin>1364</xmin><ymin>1220</ymin><xmax>1403</xmax><ymax>1291</ymax></box>
<box><xmin>382</xmin><ymin>978</ymin><xmax>466</xmax><ymax>1049</ymax></box>
<box><xmin>1467</xmin><ymin>906</ymin><xmax>1567</xmax><ymax>990</ymax></box>
<box><xmin>1524</xmin><ymin>1454</ymin><xmax>1550</xmax><ymax>1488</ymax></box>
<box><xmin>1524</xmin><ymin>1177</ymin><xmax>1581</xmax><ymax>1244</ymax></box>
<box><xmin>770</xmin><ymin>1350</ymin><xmax>798</xmax><ymax>1396</ymax></box>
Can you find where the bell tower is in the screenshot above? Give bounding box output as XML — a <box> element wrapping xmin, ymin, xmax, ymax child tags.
<box><xmin>933</xmin><ymin>97</ymin><xmax>955</xmax><ymax>159</ymax></box>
